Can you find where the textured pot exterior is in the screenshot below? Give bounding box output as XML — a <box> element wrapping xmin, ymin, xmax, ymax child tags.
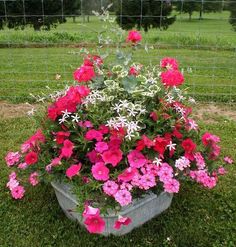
<box><xmin>51</xmin><ymin>181</ymin><xmax>173</xmax><ymax>236</ymax></box>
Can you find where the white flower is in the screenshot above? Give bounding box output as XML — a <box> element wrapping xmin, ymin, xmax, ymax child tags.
<box><xmin>61</xmin><ymin>110</ymin><xmax>71</xmax><ymax>118</ymax></box>
<box><xmin>71</xmin><ymin>114</ymin><xmax>80</xmax><ymax>123</ymax></box>
<box><xmin>167</xmin><ymin>141</ymin><xmax>176</xmax><ymax>151</ymax></box>
<box><xmin>153</xmin><ymin>158</ymin><xmax>162</xmax><ymax>166</ymax></box>
<box><xmin>27</xmin><ymin>108</ymin><xmax>36</xmax><ymax>116</ymax></box>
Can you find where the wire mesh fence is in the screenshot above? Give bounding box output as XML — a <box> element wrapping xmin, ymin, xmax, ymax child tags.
<box><xmin>0</xmin><ymin>0</ymin><xmax>235</xmax><ymax>105</ymax></box>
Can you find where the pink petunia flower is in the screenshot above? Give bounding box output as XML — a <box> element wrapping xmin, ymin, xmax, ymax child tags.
<box><xmin>114</xmin><ymin>189</ymin><xmax>132</xmax><ymax>207</ymax></box>
<box><xmin>139</xmin><ymin>174</ymin><xmax>156</xmax><ymax>190</ymax></box>
<box><xmin>83</xmin><ymin>205</ymin><xmax>100</xmax><ymax>218</ymax></box>
<box><xmin>164</xmin><ymin>179</ymin><xmax>180</xmax><ymax>193</ymax></box>
<box><xmin>92</xmin><ymin>162</ymin><xmax>109</xmax><ymax>181</ymax></box>
<box><xmin>86</xmin><ymin>150</ymin><xmax>103</xmax><ymax>164</ymax></box>
<box><xmin>103</xmin><ymin>180</ymin><xmax>119</xmax><ymax>196</ymax></box>
<box><xmin>29</xmin><ymin>172</ymin><xmax>39</xmax><ymax>186</ymax></box>
<box><xmin>84</xmin><ymin>215</ymin><xmax>105</xmax><ymax>234</ymax></box>
<box><xmin>157</xmin><ymin>163</ymin><xmax>173</xmax><ymax>183</ymax></box>
<box><xmin>66</xmin><ymin>163</ymin><xmax>82</xmax><ymax>179</ymax></box>
<box><xmin>175</xmin><ymin>156</ymin><xmax>190</xmax><ymax>171</ymax></box>
<box><xmin>224</xmin><ymin>156</ymin><xmax>233</xmax><ymax>164</ymax></box>
<box><xmin>113</xmin><ymin>215</ymin><xmax>132</xmax><ymax>230</ymax></box>
<box><xmin>217</xmin><ymin>167</ymin><xmax>227</xmax><ymax>175</ymax></box>
<box><xmin>5</xmin><ymin>152</ymin><xmax>21</xmax><ymax>167</ymax></box>
<box><xmin>102</xmin><ymin>149</ymin><xmax>123</xmax><ymax>167</ymax></box>
<box><xmin>18</xmin><ymin>162</ymin><xmax>28</xmax><ymax>170</ymax></box>
<box><xmin>11</xmin><ymin>185</ymin><xmax>25</xmax><ymax>199</ymax></box>
<box><xmin>127</xmin><ymin>150</ymin><xmax>147</xmax><ymax>168</ymax></box>
<box><xmin>194</xmin><ymin>152</ymin><xmax>205</xmax><ymax>170</ymax></box>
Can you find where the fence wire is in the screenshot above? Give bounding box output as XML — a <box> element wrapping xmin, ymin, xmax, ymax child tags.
<box><xmin>0</xmin><ymin>0</ymin><xmax>236</xmax><ymax>105</ymax></box>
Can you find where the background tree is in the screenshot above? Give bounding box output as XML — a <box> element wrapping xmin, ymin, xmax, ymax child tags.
<box><xmin>115</xmin><ymin>0</ymin><xmax>176</xmax><ymax>32</ymax></box>
<box><xmin>0</xmin><ymin>0</ymin><xmax>79</xmax><ymax>31</ymax></box>
<box><xmin>174</xmin><ymin>0</ymin><xmax>222</xmax><ymax>21</ymax></box>
<box><xmin>228</xmin><ymin>0</ymin><xmax>236</xmax><ymax>31</ymax></box>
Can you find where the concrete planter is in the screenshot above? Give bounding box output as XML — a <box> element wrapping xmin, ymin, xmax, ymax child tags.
<box><xmin>51</xmin><ymin>181</ymin><xmax>173</xmax><ymax>236</ymax></box>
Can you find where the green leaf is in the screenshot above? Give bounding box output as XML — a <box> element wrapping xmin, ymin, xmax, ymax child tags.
<box><xmin>121</xmin><ymin>76</ymin><xmax>138</xmax><ymax>93</ymax></box>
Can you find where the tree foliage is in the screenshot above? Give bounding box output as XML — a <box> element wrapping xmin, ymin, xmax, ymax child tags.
<box><xmin>115</xmin><ymin>0</ymin><xmax>176</xmax><ymax>32</ymax></box>
<box><xmin>229</xmin><ymin>0</ymin><xmax>236</xmax><ymax>31</ymax></box>
<box><xmin>0</xmin><ymin>0</ymin><xmax>80</xmax><ymax>31</ymax></box>
<box><xmin>174</xmin><ymin>0</ymin><xmax>222</xmax><ymax>20</ymax></box>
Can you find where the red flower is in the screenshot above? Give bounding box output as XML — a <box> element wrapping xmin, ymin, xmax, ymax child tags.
<box><xmin>73</xmin><ymin>65</ymin><xmax>95</xmax><ymax>83</ymax></box>
<box><xmin>55</xmin><ymin>131</ymin><xmax>70</xmax><ymax>144</ymax></box>
<box><xmin>84</xmin><ymin>55</ymin><xmax>103</xmax><ymax>67</ymax></box>
<box><xmin>161</xmin><ymin>70</ymin><xmax>184</xmax><ymax>87</ymax></box>
<box><xmin>126</xmin><ymin>30</ymin><xmax>142</xmax><ymax>44</ymax></box>
<box><xmin>66</xmin><ymin>163</ymin><xmax>82</xmax><ymax>179</ymax></box>
<box><xmin>129</xmin><ymin>66</ymin><xmax>139</xmax><ymax>76</ymax></box>
<box><xmin>25</xmin><ymin>151</ymin><xmax>38</xmax><ymax>165</ymax></box>
<box><xmin>118</xmin><ymin>167</ymin><xmax>138</xmax><ymax>182</ymax></box>
<box><xmin>150</xmin><ymin>111</ymin><xmax>158</xmax><ymax>121</ymax></box>
<box><xmin>102</xmin><ymin>149</ymin><xmax>123</xmax><ymax>167</ymax></box>
<box><xmin>182</xmin><ymin>138</ymin><xmax>196</xmax><ymax>160</ymax></box>
<box><xmin>182</xmin><ymin>139</ymin><xmax>196</xmax><ymax>153</ymax></box>
<box><xmin>85</xmin><ymin>129</ymin><xmax>103</xmax><ymax>142</ymax></box>
<box><xmin>161</xmin><ymin>57</ymin><xmax>179</xmax><ymax>70</ymax></box>
<box><xmin>153</xmin><ymin>137</ymin><xmax>168</xmax><ymax>157</ymax></box>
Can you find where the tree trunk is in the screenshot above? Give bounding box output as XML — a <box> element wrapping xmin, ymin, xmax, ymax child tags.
<box><xmin>189</xmin><ymin>13</ymin><xmax>192</xmax><ymax>21</ymax></box>
<box><xmin>73</xmin><ymin>16</ymin><xmax>76</xmax><ymax>23</ymax></box>
<box><xmin>199</xmin><ymin>9</ymin><xmax>203</xmax><ymax>20</ymax></box>
<box><xmin>87</xmin><ymin>15</ymin><xmax>90</xmax><ymax>23</ymax></box>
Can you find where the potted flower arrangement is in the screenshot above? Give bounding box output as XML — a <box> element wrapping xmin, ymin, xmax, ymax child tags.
<box><xmin>5</xmin><ymin>10</ymin><xmax>233</xmax><ymax>236</ymax></box>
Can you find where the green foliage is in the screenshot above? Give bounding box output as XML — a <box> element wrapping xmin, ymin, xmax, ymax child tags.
<box><xmin>115</xmin><ymin>0</ymin><xmax>176</xmax><ymax>32</ymax></box>
<box><xmin>0</xmin><ymin>0</ymin><xmax>80</xmax><ymax>31</ymax></box>
<box><xmin>174</xmin><ymin>0</ymin><xmax>222</xmax><ymax>20</ymax></box>
<box><xmin>229</xmin><ymin>0</ymin><xmax>236</xmax><ymax>31</ymax></box>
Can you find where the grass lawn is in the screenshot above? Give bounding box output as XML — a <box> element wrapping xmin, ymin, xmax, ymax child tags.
<box><xmin>0</xmin><ymin>46</ymin><xmax>235</xmax><ymax>103</ymax></box>
<box><xmin>0</xmin><ymin>111</ymin><xmax>235</xmax><ymax>247</ymax></box>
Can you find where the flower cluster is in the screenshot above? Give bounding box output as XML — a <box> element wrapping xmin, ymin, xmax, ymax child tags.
<box><xmin>5</xmin><ymin>30</ymin><xmax>233</xmax><ymax>234</ymax></box>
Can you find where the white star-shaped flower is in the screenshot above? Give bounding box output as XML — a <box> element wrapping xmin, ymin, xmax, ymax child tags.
<box><xmin>153</xmin><ymin>158</ymin><xmax>162</xmax><ymax>166</ymax></box>
<box><xmin>167</xmin><ymin>141</ymin><xmax>176</xmax><ymax>151</ymax></box>
<box><xmin>72</xmin><ymin>114</ymin><xmax>80</xmax><ymax>123</ymax></box>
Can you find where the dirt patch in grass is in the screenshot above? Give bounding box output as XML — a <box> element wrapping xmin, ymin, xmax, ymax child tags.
<box><xmin>1</xmin><ymin>101</ymin><xmax>236</xmax><ymax>122</ymax></box>
<box><xmin>193</xmin><ymin>104</ymin><xmax>236</xmax><ymax>123</ymax></box>
<box><xmin>0</xmin><ymin>101</ymin><xmax>38</xmax><ymax>119</ymax></box>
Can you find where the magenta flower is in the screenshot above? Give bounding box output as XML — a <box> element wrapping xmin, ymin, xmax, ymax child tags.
<box><xmin>139</xmin><ymin>174</ymin><xmax>156</xmax><ymax>190</ymax></box>
<box><xmin>114</xmin><ymin>189</ymin><xmax>132</xmax><ymax>207</ymax></box>
<box><xmin>127</xmin><ymin>150</ymin><xmax>147</xmax><ymax>168</ymax></box>
<box><xmin>95</xmin><ymin>142</ymin><xmax>109</xmax><ymax>153</ymax></box>
<box><xmin>92</xmin><ymin>162</ymin><xmax>109</xmax><ymax>181</ymax></box>
<box><xmin>103</xmin><ymin>180</ymin><xmax>119</xmax><ymax>196</ymax></box>
<box><xmin>113</xmin><ymin>215</ymin><xmax>132</xmax><ymax>230</ymax></box>
<box><xmin>18</xmin><ymin>162</ymin><xmax>28</xmax><ymax>170</ymax></box>
<box><xmin>86</xmin><ymin>150</ymin><xmax>103</xmax><ymax>164</ymax></box>
<box><xmin>157</xmin><ymin>163</ymin><xmax>174</xmax><ymax>183</ymax></box>
<box><xmin>161</xmin><ymin>57</ymin><xmax>179</xmax><ymax>70</ymax></box>
<box><xmin>61</xmin><ymin>140</ymin><xmax>74</xmax><ymax>158</ymax></box>
<box><xmin>29</xmin><ymin>172</ymin><xmax>39</xmax><ymax>186</ymax></box>
<box><xmin>11</xmin><ymin>185</ymin><xmax>25</xmax><ymax>200</ymax></box>
<box><xmin>217</xmin><ymin>167</ymin><xmax>227</xmax><ymax>175</ymax></box>
<box><xmin>25</xmin><ymin>151</ymin><xmax>38</xmax><ymax>165</ymax></box>
<box><xmin>102</xmin><ymin>149</ymin><xmax>123</xmax><ymax>167</ymax></box>
<box><xmin>85</xmin><ymin>129</ymin><xmax>103</xmax><ymax>142</ymax></box>
<box><xmin>126</xmin><ymin>30</ymin><xmax>142</xmax><ymax>44</ymax></box>
<box><xmin>66</xmin><ymin>163</ymin><xmax>82</xmax><ymax>179</ymax></box>
<box><xmin>5</xmin><ymin>152</ymin><xmax>21</xmax><ymax>167</ymax></box>
<box><xmin>118</xmin><ymin>167</ymin><xmax>138</xmax><ymax>182</ymax></box>
<box><xmin>84</xmin><ymin>215</ymin><xmax>105</xmax><ymax>234</ymax></box>
<box><xmin>73</xmin><ymin>65</ymin><xmax>95</xmax><ymax>83</ymax></box>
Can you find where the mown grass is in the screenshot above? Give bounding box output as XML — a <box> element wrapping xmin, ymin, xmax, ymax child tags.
<box><xmin>0</xmin><ymin>11</ymin><xmax>235</xmax><ymax>49</ymax></box>
<box><xmin>0</xmin><ymin>46</ymin><xmax>235</xmax><ymax>103</ymax></box>
<box><xmin>0</xmin><ymin>113</ymin><xmax>235</xmax><ymax>247</ymax></box>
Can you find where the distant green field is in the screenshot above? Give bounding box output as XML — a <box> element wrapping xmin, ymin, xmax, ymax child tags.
<box><xmin>0</xmin><ymin>11</ymin><xmax>235</xmax><ymax>49</ymax></box>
